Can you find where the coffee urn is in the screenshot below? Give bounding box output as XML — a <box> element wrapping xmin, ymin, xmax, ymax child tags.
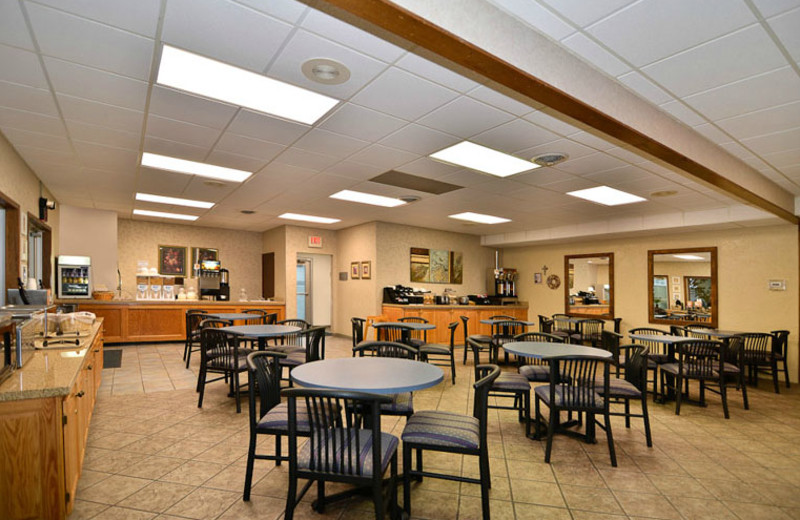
<box><xmin>218</xmin><ymin>268</ymin><xmax>230</xmax><ymax>301</ymax></box>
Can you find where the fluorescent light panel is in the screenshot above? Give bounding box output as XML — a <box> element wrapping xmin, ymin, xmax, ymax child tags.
<box><xmin>329</xmin><ymin>190</ymin><xmax>406</xmax><ymax>208</ymax></box>
<box><xmin>449</xmin><ymin>212</ymin><xmax>511</xmax><ymax>224</ymax></box>
<box><xmin>279</xmin><ymin>213</ymin><xmax>341</xmax><ymax>224</ymax></box>
<box><xmin>141</xmin><ymin>152</ymin><xmax>252</xmax><ymax>182</ymax></box>
<box><xmin>135</xmin><ymin>192</ymin><xmax>214</xmax><ymax>209</ymax></box>
<box><xmin>157</xmin><ymin>45</ymin><xmax>339</xmax><ymax>125</ymax></box>
<box><xmin>430</xmin><ymin>142</ymin><xmax>539</xmax><ymax>178</ymax></box>
<box><xmin>567</xmin><ymin>186</ymin><xmax>646</xmax><ymax>206</ymax></box>
<box><xmin>133</xmin><ymin>209</ymin><xmax>198</xmax><ymax>221</ymax></box>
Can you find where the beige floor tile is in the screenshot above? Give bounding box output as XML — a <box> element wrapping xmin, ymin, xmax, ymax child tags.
<box><xmin>164</xmin><ymin>487</ymin><xmax>239</xmax><ymax>520</ymax></box>
<box><xmin>669</xmin><ymin>496</ymin><xmax>737</xmax><ymax>520</ymax></box>
<box><xmin>458</xmin><ymin>495</ymin><xmax>514</xmax><ymax>520</ymax></box>
<box><xmin>614</xmin><ymin>490</ymin><xmax>681</xmax><ymax>519</ymax></box>
<box><xmin>160</xmin><ymin>460</ymin><xmax>227</xmax><ymax>486</ymax></box>
<box><xmin>117</xmin><ymin>481</ymin><xmax>196</xmax><ymax>513</ymax></box>
<box><xmin>69</xmin><ymin>499</ymin><xmax>109</xmax><ymax>520</ymax></box>
<box><xmin>559</xmin><ymin>484</ymin><xmax>624</xmax><ymax>515</ymax></box>
<box><xmin>78</xmin><ymin>475</ymin><xmax>152</xmax><ymax>505</ymax></box>
<box><xmin>513</xmin><ymin>503</ymin><xmax>573</xmax><ymax>519</ymax></box>
<box><xmin>91</xmin><ymin>507</ymin><xmax>157</xmax><ymax>519</ymax></box>
<box><xmin>509</xmin><ymin>479</ymin><xmax>565</xmax><ymax>507</ymax></box>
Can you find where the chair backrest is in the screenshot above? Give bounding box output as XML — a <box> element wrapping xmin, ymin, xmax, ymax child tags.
<box><xmin>351</xmin><ymin>317</ymin><xmax>366</xmax><ymax>349</ymax></box>
<box><xmin>514</xmin><ymin>331</ymin><xmax>564</xmax><ymax>343</ymax></box>
<box><xmin>283</xmin><ymin>388</ymin><xmax>392</xmax><ymax>478</ymax></box>
<box><xmin>771</xmin><ymin>330</ymin><xmax>789</xmax><ymax>357</ymax></box>
<box><xmin>491</xmin><ymin>320</ymin><xmax>527</xmax><ymax>344</ymax></box>
<box><xmin>577</xmin><ymin>319</ymin><xmax>604</xmax><ymax>342</ymax></box>
<box><xmin>446</xmin><ymin>321</ymin><xmax>458</xmax><ymax>350</ymax></box>
<box><xmin>473</xmin><ymin>364</ymin><xmax>501</xmax><ymax>443</ymax></box>
<box><xmin>538</xmin><ymin>315</ymin><xmax>553</xmax><ymax>333</ymax></box>
<box><xmin>670</xmin><ymin>325</ymin><xmax>686</xmax><ymax>337</ymax></box>
<box><xmin>353</xmin><ymin>340</ymin><xmax>418</xmax><ymax>359</ymax></box>
<box><xmin>552</xmin><ymin>314</ymin><xmax>571</xmax><ymax>332</ymax></box>
<box><xmin>399</xmin><ymin>316</ymin><xmax>428</xmax><ymax>342</ymax></box>
<box><xmin>620</xmin><ymin>345</ymin><xmax>648</xmax><ymax>393</ymax></box>
<box><xmin>629</xmin><ymin>327</ymin><xmax>668</xmax><ymax>356</ymax></box>
<box><xmin>612</xmin><ymin>317</ymin><xmax>622</xmax><ymax>334</ymax></box>
<box><xmin>200</xmin><ymin>327</ymin><xmax>235</xmax><ymax>364</ymax></box>
<box><xmin>264</xmin><ymin>312</ymin><xmax>278</xmax><ymax>325</ymax></box>
<box><xmin>549</xmin><ymin>355</ymin><xmax>610</xmax><ymax>411</ymax></box>
<box><xmin>459</xmin><ymin>315</ymin><xmax>471</xmax><ymax>344</ymax></box>
<box><xmin>725</xmin><ymin>335</ymin><xmax>745</xmax><ymax>366</ymax></box>
<box><xmin>739</xmin><ymin>332</ymin><xmax>773</xmax><ymax>362</ymax></box>
<box><xmin>246</xmin><ymin>351</ymin><xmax>286</xmax><ymax>428</ymax></box>
<box><xmin>277</xmin><ymin>318</ymin><xmax>310</xmax><ymax>345</ymax></box>
<box><xmin>186</xmin><ymin>310</ymin><xmax>208</xmax><ymax>334</ymax></box>
<box><xmin>242</xmin><ymin>309</ymin><xmax>266</xmax><ymax>324</ymax></box>
<box><xmin>199</xmin><ymin>317</ymin><xmax>233</xmax><ymax>329</ymax></box>
<box><xmin>685</xmin><ymin>325</ymin><xmax>713</xmax><ymax>339</ymax></box>
<box><xmin>302</xmin><ymin>327</ymin><xmax>326</xmax><ymax>363</ymax></box>
<box><xmin>674</xmin><ymin>339</ymin><xmax>722</xmax><ymax>378</ymax></box>
<box><xmin>600</xmin><ymin>331</ymin><xmax>623</xmax><ymax>365</ymax></box>
<box><xmin>376</xmin><ymin>324</ymin><xmax>408</xmax><ymax>343</ymax></box>
<box><xmin>489</xmin><ymin>315</ymin><xmax>515</xmax><ymax>320</ymax></box>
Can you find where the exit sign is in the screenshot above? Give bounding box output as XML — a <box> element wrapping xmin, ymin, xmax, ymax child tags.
<box><xmin>308</xmin><ymin>235</ymin><xmax>323</xmax><ymax>248</ymax></box>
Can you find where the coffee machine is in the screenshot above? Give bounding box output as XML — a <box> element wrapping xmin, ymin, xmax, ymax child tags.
<box><xmin>218</xmin><ymin>268</ymin><xmax>230</xmax><ymax>301</ymax></box>
<box><xmin>198</xmin><ymin>260</ymin><xmax>230</xmax><ymax>301</ymax></box>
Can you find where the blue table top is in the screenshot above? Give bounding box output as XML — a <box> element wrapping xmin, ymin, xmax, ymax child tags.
<box><xmin>629</xmin><ymin>333</ymin><xmax>687</xmax><ymax>344</ymax></box>
<box><xmin>503</xmin><ymin>341</ymin><xmax>612</xmax><ymax>359</ymax></box>
<box><xmin>372</xmin><ymin>322</ymin><xmax>435</xmax><ymax>330</ymax></box>
<box><xmin>206</xmin><ymin>312</ymin><xmax>259</xmax><ymax>321</ymax></box>
<box><xmin>290</xmin><ymin>357</ymin><xmax>443</xmax><ymax>394</ymax></box>
<box><xmin>480</xmin><ymin>319</ymin><xmax>534</xmax><ymax>325</ymax></box>
<box><xmin>221</xmin><ymin>324</ymin><xmax>300</xmax><ymax>337</ymax></box>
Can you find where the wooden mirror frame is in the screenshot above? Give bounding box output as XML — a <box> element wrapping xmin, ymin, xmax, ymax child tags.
<box><xmin>648</xmin><ymin>247</ymin><xmax>718</xmax><ymax>328</ymax></box>
<box><xmin>564</xmin><ymin>252</ymin><xmax>614</xmax><ymax>319</ymax></box>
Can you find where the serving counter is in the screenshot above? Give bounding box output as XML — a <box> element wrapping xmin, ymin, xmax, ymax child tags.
<box><xmin>57</xmin><ymin>299</ymin><xmax>285</xmax><ymax>344</ymax></box>
<box><xmin>0</xmin><ymin>320</ymin><xmax>104</xmax><ymax>519</ymax></box>
<box><xmin>381</xmin><ymin>303</ymin><xmax>529</xmax><ymax>344</ymax></box>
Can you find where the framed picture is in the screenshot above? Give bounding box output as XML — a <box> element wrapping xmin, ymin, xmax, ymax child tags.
<box><xmin>361</xmin><ymin>261</ymin><xmax>372</xmax><ymax>280</ymax></box>
<box><xmin>159</xmin><ymin>245</ymin><xmax>187</xmax><ymax>276</ymax></box>
<box><xmin>672</xmin><ymin>293</ymin><xmax>681</xmax><ymax>302</ymax></box>
<box><xmin>672</xmin><ymin>285</ymin><xmax>680</xmax><ymax>293</ymax></box>
<box><xmin>191</xmin><ymin>247</ymin><xmax>218</xmax><ymax>277</ymax></box>
<box><xmin>350</xmin><ymin>262</ymin><xmax>360</xmax><ymax>280</ymax></box>
<box><xmin>534</xmin><ymin>273</ymin><xmax>542</xmax><ymax>284</ymax></box>
<box><xmin>671</xmin><ymin>276</ymin><xmax>680</xmax><ymax>285</ymax></box>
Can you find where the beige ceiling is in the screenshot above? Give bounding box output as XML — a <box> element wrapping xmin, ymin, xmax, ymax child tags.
<box><xmin>0</xmin><ymin>0</ymin><xmax>797</xmax><ymax>240</ymax></box>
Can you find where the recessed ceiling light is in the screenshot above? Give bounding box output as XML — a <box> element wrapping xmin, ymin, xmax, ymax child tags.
<box><xmin>449</xmin><ymin>212</ymin><xmax>511</xmax><ymax>224</ymax></box>
<box><xmin>301</xmin><ymin>58</ymin><xmax>351</xmax><ymax>85</ymax></box>
<box><xmin>135</xmin><ymin>193</ymin><xmax>214</xmax><ymax>209</ymax></box>
<box><xmin>329</xmin><ymin>190</ymin><xmax>407</xmax><ymax>208</ymax></box>
<box><xmin>240</xmin><ymin>210</ymin><xmax>256</xmax><ymax>215</ymax></box>
<box><xmin>279</xmin><ymin>213</ymin><xmax>341</xmax><ymax>224</ymax></box>
<box><xmin>531</xmin><ymin>152</ymin><xmax>568</xmax><ymax>167</ymax></box>
<box><xmin>650</xmin><ymin>190</ymin><xmax>678</xmax><ymax>198</ymax></box>
<box><xmin>157</xmin><ymin>45</ymin><xmax>339</xmax><ymax>125</ymax></box>
<box><xmin>430</xmin><ymin>142</ymin><xmax>539</xmax><ymax>177</ymax></box>
<box><xmin>141</xmin><ymin>152</ymin><xmax>252</xmax><ymax>182</ymax></box>
<box><xmin>567</xmin><ymin>186</ymin><xmax>646</xmax><ymax>206</ymax></box>
<box><xmin>133</xmin><ymin>209</ymin><xmax>198</xmax><ymax>221</ymax></box>
<box><xmin>673</xmin><ymin>254</ymin><xmax>705</xmax><ymax>260</ymax></box>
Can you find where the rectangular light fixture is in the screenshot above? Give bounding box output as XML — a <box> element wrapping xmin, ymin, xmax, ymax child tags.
<box><xmin>141</xmin><ymin>152</ymin><xmax>252</xmax><ymax>182</ymax></box>
<box><xmin>430</xmin><ymin>141</ymin><xmax>539</xmax><ymax>177</ymax></box>
<box><xmin>157</xmin><ymin>45</ymin><xmax>339</xmax><ymax>125</ymax></box>
<box><xmin>279</xmin><ymin>212</ymin><xmax>341</xmax><ymax>224</ymax></box>
<box><xmin>135</xmin><ymin>192</ymin><xmax>214</xmax><ymax>209</ymax></box>
<box><xmin>673</xmin><ymin>254</ymin><xmax>705</xmax><ymax>260</ymax></box>
<box><xmin>133</xmin><ymin>209</ymin><xmax>198</xmax><ymax>221</ymax></box>
<box><xmin>567</xmin><ymin>186</ymin><xmax>646</xmax><ymax>206</ymax></box>
<box><xmin>449</xmin><ymin>212</ymin><xmax>511</xmax><ymax>224</ymax></box>
<box><xmin>329</xmin><ymin>190</ymin><xmax>406</xmax><ymax>207</ymax></box>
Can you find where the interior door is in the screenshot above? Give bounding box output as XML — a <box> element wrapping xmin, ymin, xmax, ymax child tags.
<box><xmin>297</xmin><ymin>258</ymin><xmax>311</xmax><ymax>322</ymax></box>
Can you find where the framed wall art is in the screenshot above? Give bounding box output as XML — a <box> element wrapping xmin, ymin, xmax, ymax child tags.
<box><xmin>350</xmin><ymin>262</ymin><xmax>360</xmax><ymax>280</ymax></box>
<box><xmin>361</xmin><ymin>261</ymin><xmax>372</xmax><ymax>280</ymax></box>
<box><xmin>159</xmin><ymin>245</ymin><xmax>187</xmax><ymax>276</ymax></box>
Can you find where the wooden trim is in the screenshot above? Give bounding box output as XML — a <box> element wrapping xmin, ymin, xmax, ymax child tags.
<box><xmin>0</xmin><ymin>188</ymin><xmax>20</xmax><ymax>292</ymax></box>
<box><xmin>318</xmin><ymin>0</ymin><xmax>799</xmax><ymax>225</ymax></box>
<box><xmin>564</xmin><ymin>252</ymin><xmax>614</xmax><ymax>319</ymax></box>
<box><xmin>26</xmin><ymin>212</ymin><xmax>52</xmax><ymax>289</ymax></box>
<box><xmin>647</xmin><ymin>247</ymin><xmax>718</xmax><ymax>328</ymax></box>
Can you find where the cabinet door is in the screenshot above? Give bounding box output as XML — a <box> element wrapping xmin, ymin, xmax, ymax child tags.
<box><xmin>63</xmin><ymin>387</ymin><xmax>81</xmax><ymax>514</ymax></box>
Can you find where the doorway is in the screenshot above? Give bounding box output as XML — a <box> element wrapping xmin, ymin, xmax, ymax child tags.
<box><xmin>296</xmin><ymin>254</ymin><xmax>332</xmax><ymax>326</ymax></box>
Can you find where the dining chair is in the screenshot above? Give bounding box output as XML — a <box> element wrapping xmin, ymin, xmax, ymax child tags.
<box><xmin>273</xmin><ymin>318</ymin><xmax>310</xmax><ymax>353</ymax></box>
<box><xmin>469</xmin><ymin>337</ymin><xmax>531</xmax><ymax>437</ymax></box>
<box><xmin>278</xmin><ymin>327</ymin><xmax>326</xmax><ymax>387</ymax></box>
<box><xmin>460</xmin><ymin>315</ymin><xmax>492</xmax><ymax>365</ymax></box>
<box><xmin>597</xmin><ymin>345</ymin><xmax>652</xmax><ymax>447</ymax></box>
<box><xmin>771</xmin><ymin>330</ymin><xmax>790</xmax><ymax>389</ymax></box>
<box><xmin>282</xmin><ymin>388</ymin><xmax>399</xmax><ymax>520</ymax></box>
<box><xmin>376</xmin><ymin>324</ymin><xmax>410</xmax><ymax>345</ymax></box>
<box><xmin>659</xmin><ymin>339</ymin><xmax>731</xmax><ymax>418</ymax></box>
<box><xmin>669</xmin><ymin>325</ymin><xmax>686</xmax><ymax>336</ymax></box>
<box><xmin>740</xmin><ymin>332</ymin><xmax>779</xmax><ymax>393</ymax></box>
<box><xmin>534</xmin><ymin>354</ymin><xmax>616</xmax><ymax>466</ymax></box>
<box><xmin>353</xmin><ymin>341</ymin><xmax>418</xmax><ymax>421</ymax></box>
<box><xmin>351</xmin><ymin>317</ymin><xmax>366</xmax><ymax>356</ymax></box>
<box><xmin>629</xmin><ymin>327</ymin><xmax>671</xmax><ymax>395</ymax></box>
<box><xmin>194</xmin><ymin>318</ymin><xmax>236</xmax><ymax>391</ymax></box>
<box><xmin>719</xmin><ymin>335</ymin><xmax>749</xmax><ymax>412</ymax></box>
<box><xmin>514</xmin><ymin>331</ymin><xmax>564</xmax><ymax>383</ymax></box>
<box><xmin>183</xmin><ymin>309</ymin><xmax>207</xmax><ymax>368</ymax></box>
<box><xmin>398</xmin><ymin>316</ymin><xmax>429</xmax><ymax>348</ymax></box>
<box><xmin>570</xmin><ymin>318</ymin><xmax>604</xmax><ymax>346</ymax></box>
<box><xmin>490</xmin><ymin>319</ymin><xmax>528</xmax><ymax>364</ymax></box>
<box><xmin>685</xmin><ymin>324</ymin><xmax>714</xmax><ymax>339</ymax></box>
<box><xmin>550</xmin><ymin>314</ymin><xmax>572</xmax><ymax>341</ymax></box>
<box><xmin>419</xmin><ymin>322</ymin><xmax>458</xmax><ymax>384</ymax></box>
<box><xmin>197</xmin><ymin>326</ymin><xmax>247</xmax><ymax>413</ymax></box>
<box><xmin>402</xmin><ymin>364</ymin><xmax>500</xmax><ymax>520</ymax></box>
<box><xmin>538</xmin><ymin>314</ymin><xmax>554</xmax><ymax>333</ymax></box>
<box><xmin>599</xmin><ymin>330</ymin><xmax>623</xmax><ymax>377</ymax></box>
<box><xmin>242</xmin><ymin>308</ymin><xmax>267</xmax><ymax>324</ymax></box>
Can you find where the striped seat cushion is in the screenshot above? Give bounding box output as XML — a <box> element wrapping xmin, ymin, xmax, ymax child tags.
<box><xmin>420</xmin><ymin>344</ymin><xmax>450</xmax><ymax>355</ymax></box>
<box><xmin>382</xmin><ymin>392</ymin><xmax>413</xmax><ymax>414</ymax></box>
<box><xmin>534</xmin><ymin>385</ymin><xmax>604</xmax><ymax>409</ymax></box>
<box><xmin>519</xmin><ymin>364</ymin><xmax>549</xmax><ymax>382</ymax></box>
<box><xmin>258</xmin><ymin>401</ymin><xmax>341</xmax><ymax>434</ymax></box>
<box><xmin>298</xmin><ymin>429</ymin><xmax>398</xmax><ymax>477</ymax></box>
<box><xmin>402</xmin><ymin>410</ymin><xmax>479</xmax><ymax>449</ymax></box>
<box><xmin>492</xmin><ymin>373</ymin><xmax>531</xmax><ymax>391</ymax></box>
<box><xmin>595</xmin><ymin>378</ymin><xmax>641</xmax><ymax>398</ymax></box>
<box><xmin>206</xmin><ymin>356</ymin><xmax>248</xmax><ymax>370</ymax></box>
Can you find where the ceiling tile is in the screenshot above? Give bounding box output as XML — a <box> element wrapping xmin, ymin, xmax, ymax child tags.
<box><xmin>271</xmin><ymin>147</ymin><xmax>339</xmax><ymax>171</ymax></box>
<box><xmin>617</xmin><ymin>71</ymin><xmax>672</xmax><ymax>104</ymax></box>
<box><xmin>556</xmin><ymin>152</ymin><xmax>628</xmax><ymax>175</ymax></box>
<box><xmin>417</xmin><ymin>96</ymin><xmax>515</xmax><ymax>138</ymax></box>
<box><xmin>233</xmin><ymin>0</ymin><xmax>308</xmax><ymax>24</ymax></box>
<box><xmin>33</xmin><ymin>0</ymin><xmax>161</xmax><ymax>37</ymax></box>
<box><xmin>205</xmin><ymin>150</ymin><xmax>267</xmax><ymax>172</ymax></box>
<box><xmin>683</xmin><ymin>66</ymin><xmax>800</xmax><ymax>121</ymax></box>
<box><xmin>658</xmin><ymin>100</ymin><xmax>707</xmax><ymax>127</ymax></box>
<box><xmin>149</xmin><ymin>86</ymin><xmax>238</xmax><ymax>130</ymax></box>
<box><xmin>467</xmin><ymin>85</ymin><xmax>539</xmax><ymax>116</ymax></box>
<box><xmin>0</xmin><ymin>45</ymin><xmax>47</xmax><ymax>88</ymax></box>
<box><xmin>516</xmin><ymin>138</ymin><xmax>596</xmax><ymax>162</ymax></box>
<box><xmin>226</xmin><ymin>109</ymin><xmax>309</xmax><ymax>145</ymax></box>
<box><xmin>396</xmin><ymin>157</ymin><xmax>462</xmax><ymax>179</ymax></box>
<box><xmin>2</xmin><ymin>127</ymin><xmax>73</xmax><ymax>154</ymax></box>
<box><xmin>379</xmin><ymin>124</ymin><xmax>459</xmax><ymax>155</ymax></box>
<box><xmin>145</xmin><ymin>114</ymin><xmax>222</xmax><ymax>149</ymax></box>
<box><xmin>65</xmin><ymin>120</ymin><xmax>140</xmax><ymax>149</ymax></box>
<box><xmin>347</xmin><ymin>144</ymin><xmax>418</xmax><ymax>170</ymax></box>
<box><xmin>561</xmin><ymin>33</ymin><xmax>631</xmax><ymax>77</ymax></box>
<box><xmin>57</xmin><ymin>94</ymin><xmax>143</xmax><ymax>133</ymax></box>
<box><xmin>162</xmin><ymin>0</ymin><xmax>292</xmax><ymax>72</ymax></box>
<box><xmin>292</xmin><ymin>128</ymin><xmax>369</xmax><ymax>159</ymax></box>
<box><xmin>768</xmin><ymin>7</ymin><xmax>800</xmax><ymax>61</ymax></box>
<box><xmin>514</xmin><ymin>168</ymin><xmax>577</xmax><ymax>187</ymax></box>
<box><xmin>741</xmin><ymin>127</ymin><xmax>800</xmax><ymax>156</ymax></box>
<box><xmin>1</xmin><ymin>0</ymin><xmax>34</xmax><ymax>49</ymax></box>
<box><xmin>137</xmin><ymin>165</ymin><xmax>192</xmax><ymax>194</ymax></box>
<box><xmin>351</xmin><ymin>68</ymin><xmax>459</xmax><ymax>121</ymax></box>
<box><xmin>44</xmin><ymin>57</ymin><xmax>148</xmax><ymax>111</ymax></box>
<box><xmin>214</xmin><ymin>133</ymin><xmax>285</xmax><ymax>162</ymax></box>
<box><xmin>174</xmin><ymin>174</ymin><xmax>238</xmax><ymax>201</ymax></box>
<box><xmin>318</xmin><ymin>103</ymin><xmax>405</xmax><ymax>142</ymax></box>
<box><xmin>751</xmin><ymin>0</ymin><xmax>800</xmax><ymax>17</ymax></box>
<box><xmin>523</xmin><ymin>109</ymin><xmax>582</xmax><ymax>135</ymax></box>
<box><xmin>143</xmin><ymin>136</ymin><xmax>209</xmax><ymax>162</ymax></box>
<box><xmin>73</xmin><ymin>141</ymin><xmax>138</xmax><ymax>171</ymax></box>
<box><xmin>584</xmin><ymin>164</ymin><xmax>652</xmax><ymax>185</ymax></box>
<box><xmin>567</xmin><ymin>130</ymin><xmax>617</xmax><ymax>150</ymax></box>
<box><xmin>322</xmin><ymin>161</ymin><xmax>385</xmax><ymax>181</ymax></box>
<box><xmin>15</xmin><ymin>145</ymin><xmax>80</xmax><ymax>168</ymax></box>
<box><xmin>542</xmin><ymin>0</ymin><xmax>635</xmax><ymax>27</ymax></box>
<box><xmin>472</xmin><ymin>119</ymin><xmax>560</xmax><ymax>154</ymax></box>
<box><xmin>716</xmin><ymin>101</ymin><xmax>800</xmax><ymax>140</ymax></box>
<box><xmin>642</xmin><ymin>25</ymin><xmax>787</xmax><ymax>97</ymax></box>
<box><xmin>395</xmin><ymin>52</ymin><xmax>480</xmax><ymax>93</ymax></box>
<box><xmin>0</xmin><ymin>80</ymin><xmax>59</xmax><ymax>117</ymax></box>
<box><xmin>0</xmin><ymin>106</ymin><xmax>65</xmax><ymax>136</ymax></box>
<box><xmin>26</xmin><ymin>2</ymin><xmax>154</xmax><ymax>80</ymax></box>
<box><xmin>299</xmin><ymin>7</ymin><xmax>406</xmax><ymax>63</ymax></box>
<box><xmin>486</xmin><ymin>0</ymin><xmax>575</xmax><ymax>40</ymax></box>
<box><xmin>587</xmin><ymin>0</ymin><xmax>755</xmax><ymax>67</ymax></box>
<box><xmin>83</xmin><ymin>167</ymin><xmax>136</xmax><ymax>192</ymax></box>
<box><xmin>267</xmin><ymin>29</ymin><xmax>388</xmax><ymax>99</ymax></box>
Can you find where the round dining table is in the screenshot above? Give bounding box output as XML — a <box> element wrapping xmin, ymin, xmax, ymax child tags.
<box><xmin>502</xmin><ymin>341</ymin><xmax>612</xmax><ymax>360</ymax></box>
<box><xmin>205</xmin><ymin>312</ymin><xmax>260</xmax><ymax>322</ymax></box>
<box><xmin>221</xmin><ymin>324</ymin><xmax>300</xmax><ymax>350</ymax></box>
<box><xmin>479</xmin><ymin>319</ymin><xmax>535</xmax><ymax>326</ymax></box>
<box><xmin>371</xmin><ymin>321</ymin><xmax>435</xmax><ymax>331</ymax></box>
<box><xmin>291</xmin><ymin>357</ymin><xmax>443</xmax><ymax>394</ymax></box>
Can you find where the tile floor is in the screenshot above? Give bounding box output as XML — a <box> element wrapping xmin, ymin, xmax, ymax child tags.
<box><xmin>71</xmin><ymin>337</ymin><xmax>800</xmax><ymax>520</ymax></box>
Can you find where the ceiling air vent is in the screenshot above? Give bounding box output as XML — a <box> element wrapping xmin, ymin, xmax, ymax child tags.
<box><xmin>369</xmin><ymin>170</ymin><xmax>462</xmax><ymax>195</ymax></box>
<box><xmin>531</xmin><ymin>152</ymin><xmax>568</xmax><ymax>167</ymax></box>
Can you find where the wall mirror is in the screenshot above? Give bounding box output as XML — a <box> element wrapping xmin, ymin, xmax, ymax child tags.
<box><xmin>648</xmin><ymin>247</ymin><xmax>717</xmax><ymax>328</ymax></box>
<box><xmin>564</xmin><ymin>253</ymin><xmax>614</xmax><ymax>319</ymax></box>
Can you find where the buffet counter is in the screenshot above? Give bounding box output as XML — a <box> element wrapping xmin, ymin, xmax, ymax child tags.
<box><xmin>381</xmin><ymin>303</ymin><xmax>529</xmax><ymax>343</ymax></box>
<box><xmin>57</xmin><ymin>299</ymin><xmax>285</xmax><ymax>343</ymax></box>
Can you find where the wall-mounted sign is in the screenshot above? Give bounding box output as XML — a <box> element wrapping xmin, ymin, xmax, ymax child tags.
<box><xmin>308</xmin><ymin>235</ymin><xmax>323</xmax><ymax>248</ymax></box>
<box><xmin>768</xmin><ymin>279</ymin><xmax>786</xmax><ymax>291</ymax></box>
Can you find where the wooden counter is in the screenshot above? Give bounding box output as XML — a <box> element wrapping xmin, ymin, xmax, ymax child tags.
<box><xmin>58</xmin><ymin>300</ymin><xmax>285</xmax><ymax>344</ymax></box>
<box><xmin>381</xmin><ymin>303</ymin><xmax>529</xmax><ymax>344</ymax></box>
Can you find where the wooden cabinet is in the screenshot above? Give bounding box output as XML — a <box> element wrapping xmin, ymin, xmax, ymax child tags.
<box><xmin>381</xmin><ymin>305</ymin><xmax>529</xmax><ymax>344</ymax></box>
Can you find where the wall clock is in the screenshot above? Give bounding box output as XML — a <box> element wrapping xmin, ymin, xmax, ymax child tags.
<box><xmin>546</xmin><ymin>274</ymin><xmax>561</xmax><ymax>289</ymax></box>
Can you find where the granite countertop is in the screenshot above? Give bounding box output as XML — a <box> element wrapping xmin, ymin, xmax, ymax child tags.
<box><xmin>56</xmin><ymin>299</ymin><xmax>285</xmax><ymax>306</ymax></box>
<box><xmin>0</xmin><ymin>321</ymin><xmax>102</xmax><ymax>402</ymax></box>
<box><xmin>0</xmin><ymin>312</ymin><xmax>14</xmax><ymax>329</ymax></box>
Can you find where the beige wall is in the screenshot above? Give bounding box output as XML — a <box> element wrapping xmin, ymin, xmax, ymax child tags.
<box><xmin>0</xmin><ymin>132</ymin><xmax>59</xmax><ymax>290</ymax></box>
<box><xmin>502</xmin><ymin>224</ymin><xmax>800</xmax><ymax>381</ymax></box>
<box><xmin>336</xmin><ymin>222</ymin><xmax>378</xmax><ymax>334</ymax></box>
<box><xmin>59</xmin><ymin>205</ymin><xmax>117</xmax><ymax>292</ymax></box>
<box><xmin>262</xmin><ymin>226</ymin><xmax>286</xmax><ymax>301</ymax></box>
<box><xmin>118</xmin><ymin>219</ymin><xmax>262</xmax><ymax>300</ymax></box>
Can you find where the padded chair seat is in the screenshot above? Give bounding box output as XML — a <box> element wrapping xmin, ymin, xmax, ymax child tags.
<box><xmin>298</xmin><ymin>429</ymin><xmax>398</xmax><ymax>477</ymax></box>
<box><xmin>648</xmin><ymin>353</ymin><xmax>672</xmax><ymax>364</ymax></box>
<box><xmin>660</xmin><ymin>363</ymin><xmax>717</xmax><ymax>378</ymax></box>
<box><xmin>534</xmin><ymin>385</ymin><xmax>604</xmax><ymax>409</ymax></box>
<box><xmin>401</xmin><ymin>410</ymin><xmax>479</xmax><ymax>450</ymax></box>
<box><xmin>595</xmin><ymin>378</ymin><xmax>641</xmax><ymax>398</ymax></box>
<box><xmin>468</xmin><ymin>334</ymin><xmax>492</xmax><ymax>344</ymax></box>
<box><xmin>420</xmin><ymin>344</ymin><xmax>450</xmax><ymax>355</ymax></box>
<box><xmin>208</xmin><ymin>347</ymin><xmax>253</xmax><ymax>359</ymax></box>
<box><xmin>206</xmin><ymin>356</ymin><xmax>248</xmax><ymax>371</ymax></box>
<box><xmin>519</xmin><ymin>364</ymin><xmax>549</xmax><ymax>382</ymax></box>
<box><xmin>270</xmin><ymin>344</ymin><xmax>305</xmax><ymax>354</ymax></box>
<box><xmin>257</xmin><ymin>402</ymin><xmax>340</xmax><ymax>434</ymax></box>
<box><xmin>279</xmin><ymin>351</ymin><xmax>306</xmax><ymax>367</ymax></box>
<box><xmin>383</xmin><ymin>392</ymin><xmax>414</xmax><ymax>414</ymax></box>
<box><xmin>711</xmin><ymin>361</ymin><xmax>740</xmax><ymax>374</ymax></box>
<box><xmin>492</xmin><ymin>373</ymin><xmax>531</xmax><ymax>391</ymax></box>
<box><xmin>408</xmin><ymin>338</ymin><xmax>426</xmax><ymax>349</ymax></box>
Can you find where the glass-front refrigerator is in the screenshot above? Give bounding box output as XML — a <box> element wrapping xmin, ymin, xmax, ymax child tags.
<box><xmin>56</xmin><ymin>255</ymin><xmax>91</xmax><ymax>299</ymax></box>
